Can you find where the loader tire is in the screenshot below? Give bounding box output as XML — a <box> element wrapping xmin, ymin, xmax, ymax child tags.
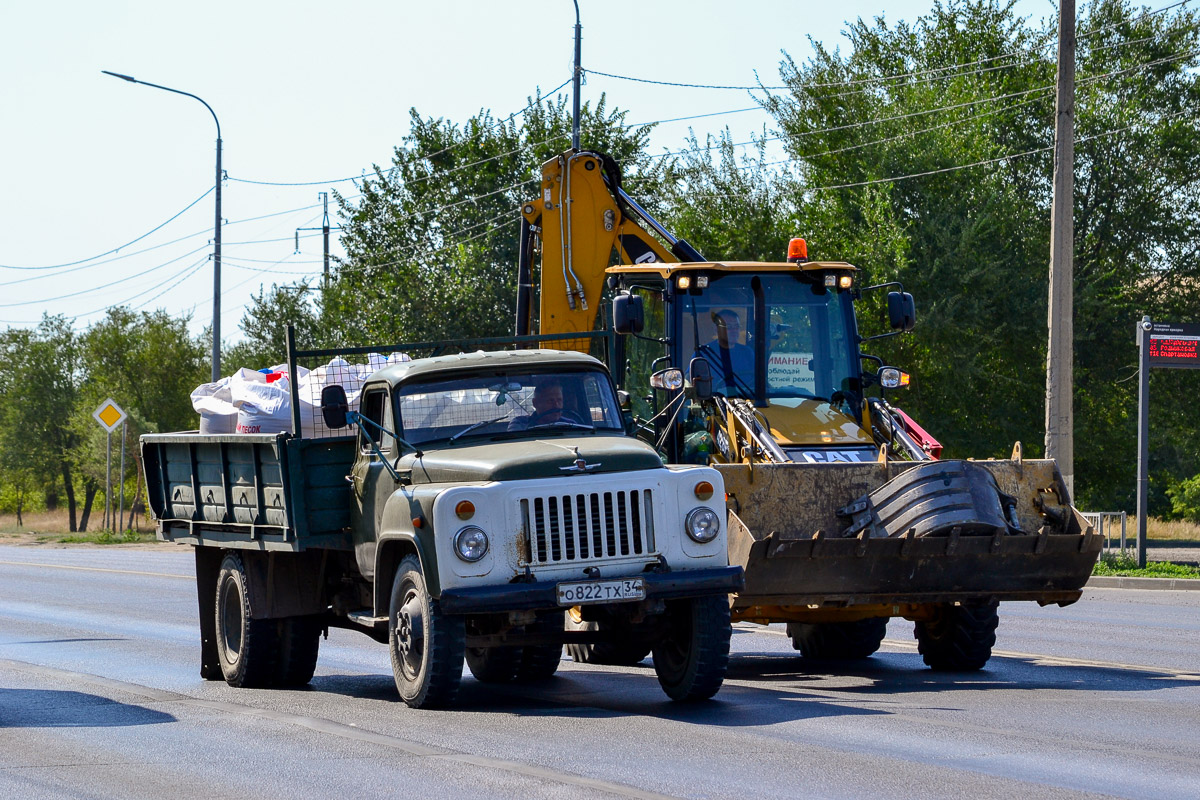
<box><xmin>787</xmin><ymin>618</ymin><xmax>888</xmax><ymax>660</ymax></box>
<box><xmin>652</xmin><ymin>596</ymin><xmax>731</xmax><ymax>702</ymax></box>
<box><xmin>914</xmin><ymin>601</ymin><xmax>999</xmax><ymax>671</ymax></box>
<box><xmin>564</xmin><ymin>616</ymin><xmax>651</xmax><ymax>666</ymax></box>
<box><xmin>215</xmin><ymin>552</ymin><xmax>279</xmax><ymax>688</ymax></box>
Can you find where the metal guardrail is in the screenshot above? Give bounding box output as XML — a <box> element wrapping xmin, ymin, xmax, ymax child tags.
<box><xmin>1082</xmin><ymin>511</ymin><xmax>1129</xmax><ymax>553</ymax></box>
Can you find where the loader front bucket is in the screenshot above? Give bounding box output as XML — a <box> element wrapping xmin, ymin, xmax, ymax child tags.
<box><xmin>715</xmin><ymin>459</ymin><xmax>1102</xmax><ymax>619</ymax></box>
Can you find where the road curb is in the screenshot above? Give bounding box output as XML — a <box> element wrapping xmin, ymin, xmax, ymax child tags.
<box><xmin>1087</xmin><ymin>575</ymin><xmax>1200</xmax><ymax>591</ymax></box>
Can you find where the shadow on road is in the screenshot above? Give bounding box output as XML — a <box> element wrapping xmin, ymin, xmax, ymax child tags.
<box><xmin>727</xmin><ymin>650</ymin><xmax>1200</xmax><ymax>695</ymax></box>
<box><xmin>311</xmin><ymin>663</ymin><xmax>888</xmax><ymax>726</ymax></box>
<box><xmin>0</xmin><ymin>689</ymin><xmax>176</xmax><ymax>728</ymax></box>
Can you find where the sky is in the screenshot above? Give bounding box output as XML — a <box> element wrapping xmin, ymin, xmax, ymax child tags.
<box><xmin>0</xmin><ymin>0</ymin><xmax>1056</xmax><ymax>346</ymax></box>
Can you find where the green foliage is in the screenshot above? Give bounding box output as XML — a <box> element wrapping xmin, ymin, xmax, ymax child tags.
<box><xmin>1166</xmin><ymin>473</ymin><xmax>1200</xmax><ymax>523</ymax></box>
<box><xmin>1093</xmin><ymin>550</ymin><xmax>1200</xmax><ymax>578</ymax></box>
<box><xmin>666</xmin><ymin>0</ymin><xmax>1200</xmax><ymax>509</ymax></box>
<box><xmin>238</xmin><ymin>92</ymin><xmax>665</xmax><ymax>352</ymax></box>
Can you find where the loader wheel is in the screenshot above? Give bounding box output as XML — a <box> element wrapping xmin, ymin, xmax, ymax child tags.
<box><xmin>652</xmin><ymin>596</ymin><xmax>731</xmax><ymax>702</ymax></box>
<box><xmin>389</xmin><ymin>556</ymin><xmax>466</xmax><ymax>708</ymax></box>
<box><xmin>516</xmin><ymin>611</ymin><xmax>564</xmax><ymax>682</ymax></box>
<box><xmin>215</xmin><ymin>552</ymin><xmax>279</xmax><ymax>688</ymax></box>
<box><xmin>787</xmin><ymin>618</ymin><xmax>888</xmax><ymax>660</ymax></box>
<box><xmin>564</xmin><ymin>614</ymin><xmax>651</xmax><ymax>666</ymax></box>
<box><xmin>275</xmin><ymin>616</ymin><xmax>322</xmax><ymax>687</ymax></box>
<box><xmin>914</xmin><ymin>601</ymin><xmax>999</xmax><ymax>671</ymax></box>
<box><xmin>465</xmin><ymin>644</ymin><xmax>522</xmax><ymax>683</ymax></box>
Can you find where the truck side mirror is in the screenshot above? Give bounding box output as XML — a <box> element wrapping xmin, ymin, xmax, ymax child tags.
<box><xmin>688</xmin><ymin>357</ymin><xmax>713</xmax><ymax>400</ymax></box>
<box><xmin>613</xmin><ymin>292</ymin><xmax>644</xmax><ymax>335</ymax></box>
<box><xmin>887</xmin><ymin>291</ymin><xmax>916</xmax><ymax>332</ymax></box>
<box><xmin>321</xmin><ymin>384</ymin><xmax>350</xmax><ymax>429</ymax></box>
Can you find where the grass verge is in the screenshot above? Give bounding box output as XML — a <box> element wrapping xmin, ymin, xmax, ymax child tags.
<box><xmin>1093</xmin><ymin>551</ymin><xmax>1200</xmax><ymax>579</ymax></box>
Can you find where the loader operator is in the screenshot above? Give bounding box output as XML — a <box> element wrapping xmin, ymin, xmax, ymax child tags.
<box><xmin>699</xmin><ymin>310</ymin><xmax>755</xmax><ymax>396</ymax></box>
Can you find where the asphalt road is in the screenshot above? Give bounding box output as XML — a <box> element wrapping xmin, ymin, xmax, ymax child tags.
<box><xmin>2</xmin><ymin>545</ymin><xmax>1198</xmax><ymax>800</ymax></box>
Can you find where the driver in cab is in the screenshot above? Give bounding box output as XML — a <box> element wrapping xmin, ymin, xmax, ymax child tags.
<box><xmin>508</xmin><ymin>379</ymin><xmax>581</xmax><ymax>429</ymax></box>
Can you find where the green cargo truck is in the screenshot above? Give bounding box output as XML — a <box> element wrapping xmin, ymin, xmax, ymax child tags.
<box><xmin>144</xmin><ymin>343</ymin><xmax>741</xmax><ymax>708</ymax></box>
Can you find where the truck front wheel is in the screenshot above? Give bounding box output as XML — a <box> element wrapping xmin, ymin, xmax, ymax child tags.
<box><xmin>215</xmin><ymin>552</ymin><xmax>278</xmax><ymax>688</ymax></box>
<box><xmin>651</xmin><ymin>596</ymin><xmax>731</xmax><ymax>702</ymax></box>
<box><xmin>914</xmin><ymin>601</ymin><xmax>999</xmax><ymax>671</ymax></box>
<box><xmin>389</xmin><ymin>556</ymin><xmax>465</xmax><ymax>708</ymax></box>
<box><xmin>787</xmin><ymin>618</ymin><xmax>888</xmax><ymax>660</ymax></box>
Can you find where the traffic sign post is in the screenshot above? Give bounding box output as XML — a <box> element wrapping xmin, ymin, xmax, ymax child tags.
<box><xmin>93</xmin><ymin>399</ymin><xmax>127</xmax><ymax>532</ymax></box>
<box><xmin>1136</xmin><ymin>319</ymin><xmax>1200</xmax><ymax>567</ymax></box>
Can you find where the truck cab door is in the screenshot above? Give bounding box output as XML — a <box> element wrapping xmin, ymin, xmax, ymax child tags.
<box><xmin>350</xmin><ymin>385</ymin><xmax>394</xmax><ymax>579</ymax></box>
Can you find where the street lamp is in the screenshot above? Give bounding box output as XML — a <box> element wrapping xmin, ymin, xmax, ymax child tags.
<box><xmin>102</xmin><ymin>70</ymin><xmax>224</xmax><ymax>381</ymax></box>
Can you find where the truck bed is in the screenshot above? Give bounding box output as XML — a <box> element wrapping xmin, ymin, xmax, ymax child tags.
<box><xmin>142</xmin><ymin>432</ymin><xmax>355</xmax><ymax>551</ymax></box>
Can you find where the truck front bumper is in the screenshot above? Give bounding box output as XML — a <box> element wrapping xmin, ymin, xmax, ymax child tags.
<box><xmin>437</xmin><ymin>565</ymin><xmax>744</xmax><ymax>615</ymax></box>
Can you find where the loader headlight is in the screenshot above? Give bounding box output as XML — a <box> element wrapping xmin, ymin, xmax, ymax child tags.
<box><xmin>685</xmin><ymin>507</ymin><xmax>721</xmax><ymax>543</ymax></box>
<box><xmin>454</xmin><ymin>526</ymin><xmax>489</xmax><ymax>562</ymax></box>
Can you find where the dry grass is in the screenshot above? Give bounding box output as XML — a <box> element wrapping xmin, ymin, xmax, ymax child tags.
<box><xmin>0</xmin><ymin>508</ymin><xmax>156</xmax><ymax>545</ymax></box>
<box><xmin>1146</xmin><ymin>517</ymin><xmax>1200</xmax><ymax>542</ymax></box>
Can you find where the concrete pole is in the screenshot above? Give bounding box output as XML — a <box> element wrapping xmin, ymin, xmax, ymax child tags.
<box><xmin>1136</xmin><ymin>316</ymin><xmax>1151</xmax><ymax>568</ymax></box>
<box><xmin>571</xmin><ymin>0</ymin><xmax>582</xmax><ymax>150</ymax></box>
<box><xmin>1045</xmin><ymin>0</ymin><xmax>1076</xmax><ymax>496</ymax></box>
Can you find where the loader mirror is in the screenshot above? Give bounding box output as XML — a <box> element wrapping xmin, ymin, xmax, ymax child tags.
<box><xmin>878</xmin><ymin>367</ymin><xmax>911</xmax><ymax>389</ymax></box>
<box><xmin>688</xmin><ymin>357</ymin><xmax>713</xmax><ymax>400</ymax></box>
<box><xmin>321</xmin><ymin>385</ymin><xmax>350</xmax><ymax>429</ymax></box>
<box><xmin>887</xmin><ymin>291</ymin><xmax>916</xmax><ymax>332</ymax></box>
<box><xmin>613</xmin><ymin>292</ymin><xmax>644</xmax><ymax>335</ymax></box>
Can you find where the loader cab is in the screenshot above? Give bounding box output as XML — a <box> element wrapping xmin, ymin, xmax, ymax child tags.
<box><xmin>610</xmin><ymin>262</ymin><xmax>865</xmax><ymax>452</ymax></box>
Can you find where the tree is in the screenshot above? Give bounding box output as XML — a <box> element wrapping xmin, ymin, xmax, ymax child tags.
<box><xmin>688</xmin><ymin>0</ymin><xmax>1200</xmax><ymax>510</ymax></box>
<box><xmin>0</xmin><ymin>317</ymin><xmax>85</xmax><ymax>530</ymax></box>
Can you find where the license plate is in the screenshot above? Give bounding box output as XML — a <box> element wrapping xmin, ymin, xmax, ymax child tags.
<box><xmin>556</xmin><ymin>577</ymin><xmax>646</xmax><ymax>606</ymax></box>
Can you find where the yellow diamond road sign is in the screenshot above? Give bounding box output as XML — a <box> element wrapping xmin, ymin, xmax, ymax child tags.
<box><xmin>93</xmin><ymin>398</ymin><xmax>127</xmax><ymax>433</ymax></box>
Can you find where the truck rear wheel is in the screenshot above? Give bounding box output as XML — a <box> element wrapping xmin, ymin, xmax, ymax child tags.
<box><xmin>787</xmin><ymin>618</ymin><xmax>888</xmax><ymax>660</ymax></box>
<box><xmin>516</xmin><ymin>611</ymin><xmax>564</xmax><ymax>682</ymax></box>
<box><xmin>389</xmin><ymin>555</ymin><xmax>465</xmax><ymax>708</ymax></box>
<box><xmin>914</xmin><ymin>601</ymin><xmax>999</xmax><ymax>671</ymax></box>
<box><xmin>465</xmin><ymin>645</ymin><xmax>521</xmax><ymax>683</ymax></box>
<box><xmin>215</xmin><ymin>552</ymin><xmax>278</xmax><ymax>688</ymax></box>
<box><xmin>275</xmin><ymin>616</ymin><xmax>322</xmax><ymax>687</ymax></box>
<box><xmin>652</xmin><ymin>596</ymin><xmax>731</xmax><ymax>702</ymax></box>
<box><xmin>564</xmin><ymin>614</ymin><xmax>651</xmax><ymax>666</ymax></box>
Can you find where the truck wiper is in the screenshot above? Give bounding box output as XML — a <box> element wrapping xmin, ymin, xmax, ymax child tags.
<box><xmin>448</xmin><ymin>416</ymin><xmax>510</xmax><ymax>443</ymax></box>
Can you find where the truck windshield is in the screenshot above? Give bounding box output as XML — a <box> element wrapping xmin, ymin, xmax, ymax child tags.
<box><xmin>395</xmin><ymin>369</ymin><xmax>625</xmax><ymax>445</ymax></box>
<box><xmin>680</xmin><ymin>273</ymin><xmax>858</xmax><ymax>401</ymax></box>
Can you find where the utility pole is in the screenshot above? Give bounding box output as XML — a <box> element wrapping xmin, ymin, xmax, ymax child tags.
<box><xmin>295</xmin><ymin>192</ymin><xmax>341</xmax><ymax>290</ymax></box>
<box><xmin>1045</xmin><ymin>0</ymin><xmax>1076</xmax><ymax>496</ymax></box>
<box><xmin>571</xmin><ymin>0</ymin><xmax>582</xmax><ymax>150</ymax></box>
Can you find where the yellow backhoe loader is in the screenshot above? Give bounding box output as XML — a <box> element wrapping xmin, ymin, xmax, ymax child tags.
<box><xmin>514</xmin><ymin>149</ymin><xmax>1100</xmax><ymax>670</ymax></box>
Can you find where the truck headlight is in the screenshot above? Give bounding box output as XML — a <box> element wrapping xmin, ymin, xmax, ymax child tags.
<box><xmin>685</xmin><ymin>507</ymin><xmax>720</xmax><ymax>543</ymax></box>
<box><xmin>454</xmin><ymin>526</ymin><xmax>489</xmax><ymax>562</ymax></box>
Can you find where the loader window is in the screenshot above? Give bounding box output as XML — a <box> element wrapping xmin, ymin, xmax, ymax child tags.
<box><xmin>622</xmin><ymin>286</ymin><xmax>667</xmax><ymax>421</ymax></box>
<box><xmin>763</xmin><ymin>275</ymin><xmax>857</xmax><ymax>402</ymax></box>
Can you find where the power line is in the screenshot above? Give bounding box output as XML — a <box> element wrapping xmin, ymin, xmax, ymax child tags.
<box><xmin>588</xmin><ymin>0</ymin><xmax>1196</xmax><ymax>96</ymax></box>
<box><xmin>0</xmin><ymin>244</ymin><xmax>211</xmax><ymax>308</ymax></box>
<box><xmin>0</xmin><ymin>186</ymin><xmax>212</xmax><ymax>271</ymax></box>
<box><xmin>229</xmin><ymin>77</ymin><xmax>575</xmax><ymax>189</ymax></box>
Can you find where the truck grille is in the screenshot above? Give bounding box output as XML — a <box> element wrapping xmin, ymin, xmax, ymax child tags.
<box><xmin>519</xmin><ymin>489</ymin><xmax>655</xmax><ymax>564</ymax></box>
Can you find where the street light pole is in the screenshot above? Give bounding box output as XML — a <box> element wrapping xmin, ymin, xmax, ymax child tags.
<box><xmin>102</xmin><ymin>71</ymin><xmax>224</xmax><ymax>381</ymax></box>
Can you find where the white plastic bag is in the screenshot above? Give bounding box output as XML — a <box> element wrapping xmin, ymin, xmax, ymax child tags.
<box><xmin>231</xmin><ymin>373</ymin><xmax>293</xmax><ymax>435</ymax></box>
